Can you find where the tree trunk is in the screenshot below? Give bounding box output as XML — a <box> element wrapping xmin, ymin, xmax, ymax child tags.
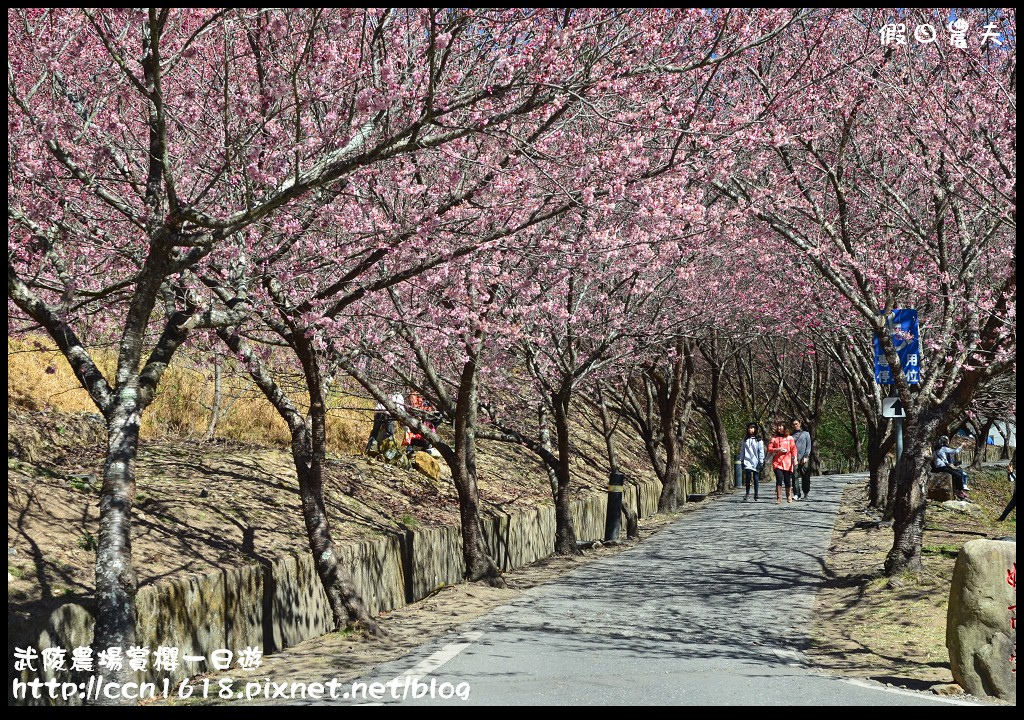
<box><xmin>222</xmin><ymin>329</ymin><xmax>380</xmax><ymax>635</ymax></box>
<box><xmin>697</xmin><ymin>355</ymin><xmax>732</xmax><ymax>494</ymax></box>
<box><xmin>807</xmin><ymin>356</ymin><xmax>829</xmax><ymax>475</ymax></box>
<box><xmin>552</xmin><ymin>388</ymin><xmax>580</xmax><ymax>555</ymax></box>
<box><xmin>447</xmin><ymin>357</ymin><xmax>504</xmax><ymax>585</ymax></box>
<box><xmin>349</xmin><ymin>297</ymin><xmax>503</xmax><ymax>586</ymax></box>
<box><xmin>87</xmin><ymin>251</ymin><xmax>191</xmax><ymax>704</ymax></box>
<box><xmin>653</xmin><ymin>341</ymin><xmax>690</xmax><ymax>512</ymax></box>
<box><xmin>882</xmin><ymin>461</ymin><xmax>899</xmax><ymax>522</ymax></box>
<box><xmin>91</xmin><ymin>392</ymin><xmax>142</xmax><ymax>704</ymax></box>
<box><xmin>844</xmin><ymin>384</ymin><xmax>863</xmax><ymax>469</ymax></box>
<box><xmin>659</xmin><ymin>428</ymin><xmax>682</xmax><ymax>510</ymax></box>
<box><xmin>291</xmin><ymin>437</ymin><xmax>379</xmax><ymax>634</ymax></box>
<box><xmin>639</xmin><ymin>428</ymin><xmax>664</xmax><ymax>483</ymax></box>
<box><xmin>296</xmin><ymin>343</ymin><xmax>381</xmax><ymax>634</ymax></box>
<box><xmin>621</xmin><ymin>503</ymin><xmax>639</xmax><ymax>540</ymax></box>
<box><xmin>538</xmin><ymin>405</ymin><xmax>560</xmax><ymax>499</ymax></box>
<box><xmin>203</xmin><ymin>352</ymin><xmax>223</xmax><ymax>442</ymax></box>
<box><xmin>866</xmin><ymin>423</ymin><xmax>894</xmax><ymax>510</ymax></box>
<box><xmin>884</xmin><ymin>413</ymin><xmax>944</xmax><ymax>575</ymax></box>
<box><xmin>612</xmin><ymin>374</ymin><xmax>671</xmax><ymax>496</ymax></box>
<box><xmin>596</xmin><ymin>384</ymin><xmax>621</xmax><ymax>478</ymax></box>
<box><xmin>10</xmin><ymin>254</ymin><xmax>229</xmax><ymax>705</ymax></box>
<box><xmin>711</xmin><ymin>409</ymin><xmax>732</xmax><ymax>494</ymax></box>
<box><xmin>971</xmin><ymin>417</ymin><xmax>995</xmax><ymax>469</ymax></box>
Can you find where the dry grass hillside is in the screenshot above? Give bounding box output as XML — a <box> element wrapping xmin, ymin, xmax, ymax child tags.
<box><xmin>8</xmin><ymin>336</ymin><xmax>370</xmax><ymax>452</ymax></box>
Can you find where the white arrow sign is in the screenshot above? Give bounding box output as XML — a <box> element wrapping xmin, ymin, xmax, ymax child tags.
<box><xmin>882</xmin><ymin>397</ymin><xmax>906</xmax><ymax>418</ymax></box>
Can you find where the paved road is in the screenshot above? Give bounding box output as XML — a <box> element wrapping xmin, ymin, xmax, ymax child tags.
<box><xmin>338</xmin><ymin>473</ymin><xmax>977</xmax><ymax>706</ymax></box>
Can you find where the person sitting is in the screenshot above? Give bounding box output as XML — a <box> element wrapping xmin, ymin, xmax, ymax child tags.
<box><xmin>406</xmin><ymin>392</ymin><xmax>436</xmax><ymax>452</ymax></box>
<box><xmin>365</xmin><ymin>401</ymin><xmax>389</xmax><ymax>453</ymax></box>
<box><xmin>365</xmin><ymin>391</ymin><xmax>405</xmax><ymax>454</ymax></box>
<box><xmin>933</xmin><ymin>435</ymin><xmax>968</xmax><ymax>501</ymax></box>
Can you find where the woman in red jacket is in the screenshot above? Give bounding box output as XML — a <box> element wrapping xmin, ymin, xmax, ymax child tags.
<box><xmin>766</xmin><ymin>422</ymin><xmax>798</xmax><ymax>504</ymax></box>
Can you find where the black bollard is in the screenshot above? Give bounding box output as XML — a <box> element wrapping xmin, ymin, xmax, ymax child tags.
<box><xmin>605</xmin><ymin>472</ymin><xmax>625</xmax><ymax>542</ymax></box>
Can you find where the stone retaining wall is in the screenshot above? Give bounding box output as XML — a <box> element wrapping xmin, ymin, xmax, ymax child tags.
<box><xmin>9</xmin><ymin>476</ymin><xmax>663</xmax><ymax>705</ymax></box>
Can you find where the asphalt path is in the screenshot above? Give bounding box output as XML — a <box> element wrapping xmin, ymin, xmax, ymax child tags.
<box><xmin>316</xmin><ymin>474</ymin><xmax>979</xmax><ymax>706</ymax></box>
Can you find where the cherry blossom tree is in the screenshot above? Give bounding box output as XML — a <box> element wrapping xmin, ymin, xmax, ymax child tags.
<box><xmin>8</xmin><ymin>10</ymin><xmax>269</xmax><ymax>691</ymax></box>
<box><xmin>7</xmin><ymin>8</ymin><xmax>844</xmax><ymax>687</ymax></box>
<box><xmin>252</xmin><ymin>8</ymin><xmax>812</xmax><ymax>568</ymax></box>
<box><xmin>328</xmin><ymin>248</ymin><xmax>545</xmax><ymax>585</ymax></box>
<box><xmin>960</xmin><ymin>375</ymin><xmax>1017</xmax><ymax>466</ymax></box>
<box><xmin>600</xmin><ymin>195</ymin><xmax>759</xmax><ymax>512</ymax></box>
<box><xmin>492</xmin><ymin>203</ymin><xmax>716</xmax><ymax>552</ymax></box>
<box><xmin>713</xmin><ymin>8</ymin><xmax>1016</xmax><ymax>574</ymax></box>
<box><xmin>606</xmin><ymin>338</ymin><xmax>699</xmax><ymax>513</ymax></box>
<box><xmin>15</xmin><ymin>6</ymin><xmax>768</xmax><ymax>673</ymax></box>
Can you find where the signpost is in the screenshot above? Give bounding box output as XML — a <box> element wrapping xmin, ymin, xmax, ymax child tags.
<box><xmin>875</xmin><ymin>309</ymin><xmax>923</xmax><ymax>490</ymax></box>
<box><xmin>874</xmin><ymin>308</ymin><xmax>922</xmax><ymax>385</ymax></box>
<box><xmin>881</xmin><ymin>397</ymin><xmax>906</xmax><ymax>418</ymax></box>
<box><xmin>882</xmin><ymin>395</ymin><xmax>907</xmax><ymax>485</ymax></box>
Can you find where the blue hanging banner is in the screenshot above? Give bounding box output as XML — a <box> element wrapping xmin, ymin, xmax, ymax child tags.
<box><xmin>873</xmin><ymin>308</ymin><xmax>922</xmax><ymax>385</ymax></box>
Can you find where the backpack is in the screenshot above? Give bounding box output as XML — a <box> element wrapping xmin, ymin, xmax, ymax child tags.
<box><xmin>369</xmin><ymin>424</ymin><xmax>412</xmax><ymax>469</ymax></box>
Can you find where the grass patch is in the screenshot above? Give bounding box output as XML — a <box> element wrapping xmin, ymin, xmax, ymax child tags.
<box><xmin>68</xmin><ymin>476</ymin><xmax>98</xmax><ymax>493</ymax></box>
<box><xmin>808</xmin><ymin>462</ymin><xmax>1015</xmax><ymax>689</ymax></box>
<box><xmin>77</xmin><ymin>533</ymin><xmax>98</xmax><ymax>552</ymax></box>
<box><xmin>922</xmin><ymin>544</ymin><xmax>960</xmax><ymax>558</ymax></box>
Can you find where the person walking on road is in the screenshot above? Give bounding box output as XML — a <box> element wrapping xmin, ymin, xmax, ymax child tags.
<box><xmin>791</xmin><ymin>419</ymin><xmax>812</xmax><ymax>500</ymax></box>
<box><xmin>741</xmin><ymin>423</ymin><xmax>765</xmax><ymax>502</ymax></box>
<box><xmin>767</xmin><ymin>422</ymin><xmax>798</xmax><ymax>504</ymax></box>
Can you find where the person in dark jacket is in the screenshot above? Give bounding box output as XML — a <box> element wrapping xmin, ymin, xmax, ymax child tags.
<box><xmin>791</xmin><ymin>419</ymin><xmax>812</xmax><ymax>500</ymax></box>
<box><xmin>998</xmin><ymin>462</ymin><xmax>1016</xmax><ymax>522</ymax></box>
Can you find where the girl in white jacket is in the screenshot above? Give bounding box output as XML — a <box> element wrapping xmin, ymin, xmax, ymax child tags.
<box><xmin>741</xmin><ymin>423</ymin><xmax>766</xmax><ymax>501</ymax></box>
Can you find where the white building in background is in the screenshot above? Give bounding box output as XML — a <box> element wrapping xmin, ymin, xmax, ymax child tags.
<box><xmin>987</xmin><ymin>420</ymin><xmax>1016</xmax><ymax>448</ymax></box>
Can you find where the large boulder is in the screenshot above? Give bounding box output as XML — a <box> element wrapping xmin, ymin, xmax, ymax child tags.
<box><xmin>412</xmin><ymin>451</ymin><xmax>440</xmax><ymax>481</ymax></box>
<box><xmin>939</xmin><ymin>499</ymin><xmax>982</xmax><ymax>515</ymax></box>
<box><xmin>926</xmin><ymin>473</ymin><xmax>954</xmax><ymax>501</ymax></box>
<box><xmin>946</xmin><ymin>539</ymin><xmax>1016</xmax><ymax>703</ymax></box>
